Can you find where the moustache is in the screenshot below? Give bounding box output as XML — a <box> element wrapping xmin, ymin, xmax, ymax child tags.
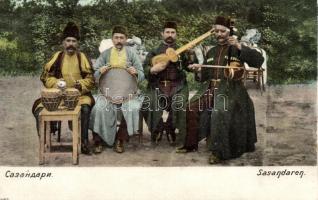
<box><xmin>66</xmin><ymin>46</ymin><xmax>76</xmax><ymax>51</ymax></box>
<box><xmin>217</xmin><ymin>36</ymin><xmax>227</xmax><ymax>41</ymax></box>
<box><xmin>165</xmin><ymin>37</ymin><xmax>174</xmax><ymax>43</ymax></box>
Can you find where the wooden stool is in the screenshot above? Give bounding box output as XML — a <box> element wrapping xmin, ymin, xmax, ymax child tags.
<box><xmin>39</xmin><ymin>106</ymin><xmax>81</xmax><ymax>165</ymax></box>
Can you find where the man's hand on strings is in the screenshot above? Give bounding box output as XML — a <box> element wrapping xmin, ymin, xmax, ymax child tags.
<box><xmin>150</xmin><ymin>62</ymin><xmax>167</xmax><ymax>74</ymax></box>
<box><xmin>228</xmin><ymin>36</ymin><xmax>241</xmax><ymax>50</ymax></box>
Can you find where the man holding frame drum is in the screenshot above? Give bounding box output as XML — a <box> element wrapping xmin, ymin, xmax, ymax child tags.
<box><xmin>90</xmin><ymin>25</ymin><xmax>144</xmax><ymax>154</ymax></box>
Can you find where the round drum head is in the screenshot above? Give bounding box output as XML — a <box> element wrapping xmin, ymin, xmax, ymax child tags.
<box><xmin>99</xmin><ymin>67</ymin><xmax>138</xmax><ymax>104</ymax></box>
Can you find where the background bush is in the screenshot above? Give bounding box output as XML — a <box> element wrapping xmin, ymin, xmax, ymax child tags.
<box><xmin>0</xmin><ymin>0</ymin><xmax>316</xmax><ymax>84</ymax></box>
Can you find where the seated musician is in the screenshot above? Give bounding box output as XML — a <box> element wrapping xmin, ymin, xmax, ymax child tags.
<box><xmin>89</xmin><ymin>25</ymin><xmax>144</xmax><ymax>153</ymax></box>
<box><xmin>177</xmin><ymin>16</ymin><xmax>264</xmax><ymax>165</ymax></box>
<box><xmin>32</xmin><ymin>22</ymin><xmax>95</xmax><ymax>155</ymax></box>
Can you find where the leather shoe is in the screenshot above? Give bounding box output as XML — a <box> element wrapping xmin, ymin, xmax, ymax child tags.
<box><xmin>166</xmin><ymin>130</ymin><xmax>176</xmax><ymax>144</ymax></box>
<box><xmin>175</xmin><ymin>146</ymin><xmax>197</xmax><ymax>153</ymax></box>
<box><xmin>81</xmin><ymin>145</ymin><xmax>92</xmax><ymax>155</ymax></box>
<box><xmin>93</xmin><ymin>144</ymin><xmax>103</xmax><ymax>154</ymax></box>
<box><xmin>114</xmin><ymin>140</ymin><xmax>124</xmax><ymax>153</ymax></box>
<box><xmin>155</xmin><ymin>131</ymin><xmax>163</xmax><ymax>144</ymax></box>
<box><xmin>208</xmin><ymin>154</ymin><xmax>221</xmax><ymax>164</ymax></box>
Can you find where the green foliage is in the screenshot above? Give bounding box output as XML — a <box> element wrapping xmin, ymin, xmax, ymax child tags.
<box><xmin>31</xmin><ymin>14</ymin><xmax>60</xmax><ymax>67</ymax></box>
<box><xmin>0</xmin><ymin>0</ymin><xmax>316</xmax><ymax>84</ymax></box>
<box><xmin>0</xmin><ymin>32</ymin><xmax>35</xmax><ymax>75</ymax></box>
<box><xmin>257</xmin><ymin>0</ymin><xmax>317</xmax><ymax>84</ymax></box>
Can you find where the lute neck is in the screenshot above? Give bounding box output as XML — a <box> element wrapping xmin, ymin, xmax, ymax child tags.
<box><xmin>175</xmin><ymin>29</ymin><xmax>214</xmax><ymax>55</ymax></box>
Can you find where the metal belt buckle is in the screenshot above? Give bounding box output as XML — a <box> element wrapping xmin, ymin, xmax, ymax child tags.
<box><xmin>161</xmin><ymin>80</ymin><xmax>171</xmax><ymax>87</ymax></box>
<box><xmin>211</xmin><ymin>79</ymin><xmax>221</xmax><ymax>87</ymax></box>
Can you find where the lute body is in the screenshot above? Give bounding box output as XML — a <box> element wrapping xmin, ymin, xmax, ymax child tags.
<box><xmin>151</xmin><ymin>29</ymin><xmax>215</xmax><ymax>67</ymax></box>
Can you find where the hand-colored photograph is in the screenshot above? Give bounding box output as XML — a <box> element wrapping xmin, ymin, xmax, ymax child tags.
<box><xmin>0</xmin><ymin>0</ymin><xmax>316</xmax><ymax>199</ymax></box>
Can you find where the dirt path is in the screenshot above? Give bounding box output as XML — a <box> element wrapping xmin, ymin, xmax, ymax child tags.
<box><xmin>0</xmin><ymin>76</ymin><xmax>316</xmax><ymax>166</ymax></box>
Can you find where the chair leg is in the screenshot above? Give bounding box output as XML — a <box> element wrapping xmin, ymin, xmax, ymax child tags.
<box><xmin>39</xmin><ymin>118</ymin><xmax>45</xmax><ymax>165</ymax></box>
<box><xmin>259</xmin><ymin>72</ymin><xmax>263</xmax><ymax>95</ymax></box>
<box><xmin>138</xmin><ymin>131</ymin><xmax>143</xmax><ymax>144</ymax></box>
<box><xmin>261</xmin><ymin>72</ymin><xmax>266</xmax><ymax>92</ymax></box>
<box><xmin>57</xmin><ymin>121</ymin><xmax>61</xmax><ymax>142</ymax></box>
<box><xmin>257</xmin><ymin>71</ymin><xmax>261</xmax><ymax>89</ymax></box>
<box><xmin>45</xmin><ymin>121</ymin><xmax>51</xmax><ymax>151</ymax></box>
<box><xmin>138</xmin><ymin>112</ymin><xmax>143</xmax><ymax>144</ymax></box>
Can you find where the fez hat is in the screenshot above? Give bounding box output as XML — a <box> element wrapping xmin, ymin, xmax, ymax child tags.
<box><xmin>62</xmin><ymin>22</ymin><xmax>80</xmax><ymax>40</ymax></box>
<box><xmin>163</xmin><ymin>21</ymin><xmax>177</xmax><ymax>30</ymax></box>
<box><xmin>112</xmin><ymin>25</ymin><xmax>128</xmax><ymax>36</ymax></box>
<box><xmin>214</xmin><ymin>16</ymin><xmax>231</xmax><ymax>29</ymax></box>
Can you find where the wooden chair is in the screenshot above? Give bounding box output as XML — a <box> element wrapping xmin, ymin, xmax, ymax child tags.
<box><xmin>243</xmin><ymin>66</ymin><xmax>265</xmax><ymax>94</ymax></box>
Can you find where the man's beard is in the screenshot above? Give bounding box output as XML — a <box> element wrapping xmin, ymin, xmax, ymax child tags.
<box><xmin>164</xmin><ymin>37</ymin><xmax>175</xmax><ymax>44</ymax></box>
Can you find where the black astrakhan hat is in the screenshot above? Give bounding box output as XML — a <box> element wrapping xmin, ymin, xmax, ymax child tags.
<box><xmin>215</xmin><ymin>16</ymin><xmax>231</xmax><ymax>29</ymax></box>
<box><xmin>163</xmin><ymin>21</ymin><xmax>177</xmax><ymax>30</ymax></box>
<box><xmin>112</xmin><ymin>25</ymin><xmax>128</xmax><ymax>36</ymax></box>
<box><xmin>62</xmin><ymin>22</ymin><xmax>80</xmax><ymax>40</ymax></box>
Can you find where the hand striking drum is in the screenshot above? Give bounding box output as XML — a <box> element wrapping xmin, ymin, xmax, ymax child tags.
<box><xmin>32</xmin><ymin>22</ymin><xmax>95</xmax><ymax>156</ymax></box>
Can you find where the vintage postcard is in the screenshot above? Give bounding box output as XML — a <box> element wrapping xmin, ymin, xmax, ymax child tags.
<box><xmin>0</xmin><ymin>0</ymin><xmax>316</xmax><ymax>199</ymax></box>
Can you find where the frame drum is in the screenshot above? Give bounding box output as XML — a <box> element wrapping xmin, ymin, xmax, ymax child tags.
<box><xmin>99</xmin><ymin>67</ymin><xmax>138</xmax><ymax>104</ymax></box>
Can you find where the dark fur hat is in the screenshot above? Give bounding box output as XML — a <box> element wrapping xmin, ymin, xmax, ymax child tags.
<box><xmin>163</xmin><ymin>21</ymin><xmax>177</xmax><ymax>30</ymax></box>
<box><xmin>215</xmin><ymin>16</ymin><xmax>231</xmax><ymax>28</ymax></box>
<box><xmin>112</xmin><ymin>25</ymin><xmax>128</xmax><ymax>36</ymax></box>
<box><xmin>62</xmin><ymin>22</ymin><xmax>80</xmax><ymax>40</ymax></box>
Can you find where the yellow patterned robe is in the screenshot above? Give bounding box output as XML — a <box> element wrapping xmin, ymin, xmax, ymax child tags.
<box><xmin>33</xmin><ymin>51</ymin><xmax>95</xmax><ymax>112</ymax></box>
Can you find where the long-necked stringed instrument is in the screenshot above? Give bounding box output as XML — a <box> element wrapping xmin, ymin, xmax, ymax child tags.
<box><xmin>151</xmin><ymin>28</ymin><xmax>215</xmax><ymax>66</ymax></box>
<box><xmin>223</xmin><ymin>18</ymin><xmax>245</xmax><ymax>80</ymax></box>
<box><xmin>201</xmin><ymin>65</ymin><xmax>241</xmax><ymax>69</ymax></box>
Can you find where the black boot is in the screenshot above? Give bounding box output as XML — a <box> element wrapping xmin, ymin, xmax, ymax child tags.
<box><xmin>93</xmin><ymin>132</ymin><xmax>103</xmax><ymax>154</ymax></box>
<box><xmin>81</xmin><ymin>140</ymin><xmax>92</xmax><ymax>155</ymax></box>
<box><xmin>80</xmin><ymin>105</ymin><xmax>92</xmax><ymax>155</ymax></box>
<box><xmin>152</xmin><ymin>118</ymin><xmax>164</xmax><ymax>144</ymax></box>
<box><xmin>175</xmin><ymin>145</ymin><xmax>198</xmax><ymax>153</ymax></box>
<box><xmin>114</xmin><ymin>140</ymin><xmax>125</xmax><ymax>153</ymax></box>
<box><xmin>165</xmin><ymin>110</ymin><xmax>176</xmax><ymax>144</ymax></box>
<box><xmin>166</xmin><ymin>129</ymin><xmax>176</xmax><ymax>145</ymax></box>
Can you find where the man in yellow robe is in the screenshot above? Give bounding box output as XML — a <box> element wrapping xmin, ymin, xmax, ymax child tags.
<box><xmin>32</xmin><ymin>22</ymin><xmax>95</xmax><ymax>154</ymax></box>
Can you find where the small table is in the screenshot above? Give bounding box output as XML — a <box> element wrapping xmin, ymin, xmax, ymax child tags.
<box><xmin>39</xmin><ymin>106</ymin><xmax>81</xmax><ymax>165</ymax></box>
